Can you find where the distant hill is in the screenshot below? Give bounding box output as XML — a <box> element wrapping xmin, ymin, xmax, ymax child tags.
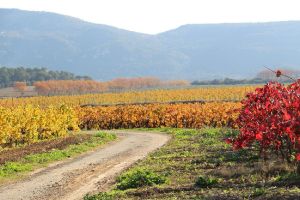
<box><xmin>1</xmin><ymin>9</ymin><xmax>300</xmax><ymax>80</ymax></box>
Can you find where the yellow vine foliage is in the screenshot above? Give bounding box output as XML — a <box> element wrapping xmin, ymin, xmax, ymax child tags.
<box><xmin>76</xmin><ymin>102</ymin><xmax>241</xmax><ymax>130</ymax></box>
<box><xmin>0</xmin><ymin>86</ymin><xmax>253</xmax><ymax>147</ymax></box>
<box><xmin>0</xmin><ymin>105</ymin><xmax>79</xmax><ymax>147</ymax></box>
<box><xmin>0</xmin><ymin>86</ymin><xmax>256</xmax><ymax>107</ymax></box>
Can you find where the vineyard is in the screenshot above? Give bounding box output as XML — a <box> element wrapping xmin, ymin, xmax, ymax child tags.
<box><xmin>0</xmin><ymin>85</ymin><xmax>255</xmax><ymax>107</ymax></box>
<box><xmin>1</xmin><ymin>80</ymin><xmax>299</xmax><ymax>168</ymax></box>
<box><xmin>0</xmin><ymin>85</ymin><xmax>252</xmax><ymax>147</ymax></box>
<box><xmin>76</xmin><ymin>102</ymin><xmax>240</xmax><ymax>130</ymax></box>
<box><xmin>85</xmin><ymin>77</ymin><xmax>300</xmax><ymax>199</ymax></box>
<box><xmin>1</xmin><ymin>80</ymin><xmax>300</xmax><ymax>199</ymax></box>
<box><xmin>2</xmin><ymin>4</ymin><xmax>300</xmax><ymax>199</ymax></box>
<box><xmin>0</xmin><ymin>105</ymin><xmax>79</xmax><ymax>147</ymax></box>
<box><xmin>0</xmin><ymin>103</ymin><xmax>241</xmax><ymax>147</ymax></box>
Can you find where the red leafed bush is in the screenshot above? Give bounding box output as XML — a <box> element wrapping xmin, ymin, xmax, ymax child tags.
<box><xmin>228</xmin><ymin>80</ymin><xmax>300</xmax><ymax>172</ymax></box>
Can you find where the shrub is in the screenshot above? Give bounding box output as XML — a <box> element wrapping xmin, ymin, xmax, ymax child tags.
<box><xmin>195</xmin><ymin>176</ymin><xmax>218</xmax><ymax>187</ymax></box>
<box><xmin>227</xmin><ymin>80</ymin><xmax>300</xmax><ymax>173</ymax></box>
<box><xmin>116</xmin><ymin>168</ymin><xmax>166</xmax><ymax>190</ymax></box>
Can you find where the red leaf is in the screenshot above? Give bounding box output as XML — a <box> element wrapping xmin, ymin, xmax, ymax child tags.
<box><xmin>231</xmin><ymin>80</ymin><xmax>300</xmax><ymax>163</ymax></box>
<box><xmin>255</xmin><ymin>132</ymin><xmax>263</xmax><ymax>141</ymax></box>
<box><xmin>225</xmin><ymin>138</ymin><xmax>232</xmax><ymax>144</ymax></box>
<box><xmin>296</xmin><ymin>153</ymin><xmax>300</xmax><ymax>161</ymax></box>
<box><xmin>283</xmin><ymin>111</ymin><xmax>291</xmax><ymax>120</ymax></box>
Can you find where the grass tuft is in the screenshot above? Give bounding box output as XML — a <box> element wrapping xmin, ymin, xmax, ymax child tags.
<box><xmin>195</xmin><ymin>176</ymin><xmax>218</xmax><ymax>188</ymax></box>
<box><xmin>116</xmin><ymin>168</ymin><xmax>167</xmax><ymax>190</ymax></box>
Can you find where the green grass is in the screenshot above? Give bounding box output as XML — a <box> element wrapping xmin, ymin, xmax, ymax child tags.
<box><xmin>0</xmin><ymin>132</ymin><xmax>116</xmax><ymax>182</ymax></box>
<box><xmin>116</xmin><ymin>167</ymin><xmax>167</xmax><ymax>190</ymax></box>
<box><xmin>195</xmin><ymin>176</ymin><xmax>218</xmax><ymax>188</ymax></box>
<box><xmin>85</xmin><ymin>128</ymin><xmax>300</xmax><ymax>200</ymax></box>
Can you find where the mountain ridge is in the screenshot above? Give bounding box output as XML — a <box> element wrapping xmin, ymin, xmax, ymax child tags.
<box><xmin>1</xmin><ymin>8</ymin><xmax>300</xmax><ymax>80</ymax></box>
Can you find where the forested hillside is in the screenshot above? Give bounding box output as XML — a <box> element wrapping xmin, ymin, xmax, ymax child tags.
<box><xmin>1</xmin><ymin>9</ymin><xmax>300</xmax><ymax>80</ymax></box>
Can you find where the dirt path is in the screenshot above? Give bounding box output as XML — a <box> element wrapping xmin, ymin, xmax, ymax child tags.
<box><xmin>0</xmin><ymin>131</ymin><xmax>170</xmax><ymax>200</ymax></box>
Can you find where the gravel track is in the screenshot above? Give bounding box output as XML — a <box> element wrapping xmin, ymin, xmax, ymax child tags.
<box><xmin>0</xmin><ymin>131</ymin><xmax>170</xmax><ymax>200</ymax></box>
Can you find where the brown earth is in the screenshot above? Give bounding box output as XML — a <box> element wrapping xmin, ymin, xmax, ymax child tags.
<box><xmin>0</xmin><ymin>86</ymin><xmax>37</xmax><ymax>98</ymax></box>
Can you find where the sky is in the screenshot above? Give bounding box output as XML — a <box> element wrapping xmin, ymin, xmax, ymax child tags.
<box><xmin>1</xmin><ymin>0</ymin><xmax>300</xmax><ymax>34</ymax></box>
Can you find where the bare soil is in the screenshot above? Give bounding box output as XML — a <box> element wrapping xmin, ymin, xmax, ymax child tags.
<box><xmin>0</xmin><ymin>86</ymin><xmax>37</xmax><ymax>98</ymax></box>
<box><xmin>0</xmin><ymin>131</ymin><xmax>170</xmax><ymax>200</ymax></box>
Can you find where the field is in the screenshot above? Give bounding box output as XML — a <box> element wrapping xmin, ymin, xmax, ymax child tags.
<box><xmin>0</xmin><ymin>85</ymin><xmax>256</xmax><ymax>107</ymax></box>
<box><xmin>0</xmin><ymin>86</ymin><xmax>247</xmax><ymax>147</ymax></box>
<box><xmin>85</xmin><ymin>128</ymin><xmax>300</xmax><ymax>199</ymax></box>
<box><xmin>0</xmin><ymin>86</ymin><xmax>37</xmax><ymax>98</ymax></box>
<box><xmin>2</xmin><ymin>3</ymin><xmax>300</xmax><ymax>199</ymax></box>
<box><xmin>77</xmin><ymin>102</ymin><xmax>240</xmax><ymax>130</ymax></box>
<box><xmin>0</xmin><ymin>83</ymin><xmax>299</xmax><ymax>199</ymax></box>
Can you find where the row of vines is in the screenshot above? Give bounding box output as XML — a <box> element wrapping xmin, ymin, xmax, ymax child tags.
<box><xmin>0</xmin><ymin>85</ymin><xmax>256</xmax><ymax>107</ymax></box>
<box><xmin>0</xmin><ymin>85</ymin><xmax>255</xmax><ymax>147</ymax></box>
<box><xmin>0</xmin><ymin>102</ymin><xmax>241</xmax><ymax>147</ymax></box>
<box><xmin>0</xmin><ymin>105</ymin><xmax>79</xmax><ymax>147</ymax></box>
<box><xmin>76</xmin><ymin>102</ymin><xmax>240</xmax><ymax>130</ymax></box>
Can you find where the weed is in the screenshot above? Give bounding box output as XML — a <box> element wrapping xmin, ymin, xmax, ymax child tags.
<box><xmin>275</xmin><ymin>172</ymin><xmax>300</xmax><ymax>182</ymax></box>
<box><xmin>84</xmin><ymin>193</ymin><xmax>115</xmax><ymax>200</ymax></box>
<box><xmin>0</xmin><ymin>162</ymin><xmax>32</xmax><ymax>177</ymax></box>
<box><xmin>95</xmin><ymin>132</ymin><xmax>116</xmax><ymax>140</ymax></box>
<box><xmin>195</xmin><ymin>176</ymin><xmax>218</xmax><ymax>188</ymax></box>
<box><xmin>251</xmin><ymin>187</ymin><xmax>266</xmax><ymax>197</ymax></box>
<box><xmin>116</xmin><ymin>168</ymin><xmax>167</xmax><ymax>190</ymax></box>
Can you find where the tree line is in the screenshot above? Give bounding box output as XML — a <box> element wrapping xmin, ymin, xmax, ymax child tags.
<box><xmin>0</xmin><ymin>67</ymin><xmax>91</xmax><ymax>88</ymax></box>
<box><xmin>192</xmin><ymin>69</ymin><xmax>300</xmax><ymax>85</ymax></box>
<box><xmin>33</xmin><ymin>78</ymin><xmax>190</xmax><ymax>96</ymax></box>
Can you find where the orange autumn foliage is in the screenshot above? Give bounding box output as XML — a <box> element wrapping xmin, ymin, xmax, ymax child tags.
<box><xmin>34</xmin><ymin>80</ymin><xmax>107</xmax><ymax>95</ymax></box>
<box><xmin>33</xmin><ymin>77</ymin><xmax>191</xmax><ymax>96</ymax></box>
<box><xmin>14</xmin><ymin>81</ymin><xmax>27</xmax><ymax>92</ymax></box>
<box><xmin>76</xmin><ymin>102</ymin><xmax>241</xmax><ymax>130</ymax></box>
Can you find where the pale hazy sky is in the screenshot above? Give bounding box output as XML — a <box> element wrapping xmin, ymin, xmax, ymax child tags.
<box><xmin>1</xmin><ymin>0</ymin><xmax>300</xmax><ymax>34</ymax></box>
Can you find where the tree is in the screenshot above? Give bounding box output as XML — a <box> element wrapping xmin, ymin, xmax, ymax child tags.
<box><xmin>14</xmin><ymin>81</ymin><xmax>27</xmax><ymax>96</ymax></box>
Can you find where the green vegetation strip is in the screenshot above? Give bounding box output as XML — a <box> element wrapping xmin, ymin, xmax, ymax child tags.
<box><xmin>85</xmin><ymin>128</ymin><xmax>300</xmax><ymax>200</ymax></box>
<box><xmin>0</xmin><ymin>132</ymin><xmax>116</xmax><ymax>182</ymax></box>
